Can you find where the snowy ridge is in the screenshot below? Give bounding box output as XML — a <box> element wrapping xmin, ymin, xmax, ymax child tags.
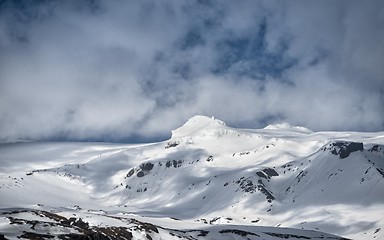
<box><xmin>1</xmin><ymin>115</ymin><xmax>384</xmax><ymax>239</ymax></box>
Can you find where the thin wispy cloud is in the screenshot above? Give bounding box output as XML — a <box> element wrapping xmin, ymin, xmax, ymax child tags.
<box><xmin>0</xmin><ymin>0</ymin><xmax>383</xmax><ymax>142</ymax></box>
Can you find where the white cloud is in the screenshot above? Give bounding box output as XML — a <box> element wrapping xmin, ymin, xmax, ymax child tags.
<box><xmin>0</xmin><ymin>0</ymin><xmax>383</xmax><ymax>142</ymax></box>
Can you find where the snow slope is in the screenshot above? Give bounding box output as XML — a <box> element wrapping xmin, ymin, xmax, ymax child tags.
<box><xmin>1</xmin><ymin>115</ymin><xmax>384</xmax><ymax>239</ymax></box>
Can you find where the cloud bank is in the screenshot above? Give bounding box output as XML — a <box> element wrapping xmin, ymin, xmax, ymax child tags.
<box><xmin>1</xmin><ymin>0</ymin><xmax>383</xmax><ymax>142</ymax></box>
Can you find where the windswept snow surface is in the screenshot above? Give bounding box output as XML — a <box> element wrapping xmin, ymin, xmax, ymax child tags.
<box><xmin>1</xmin><ymin>115</ymin><xmax>384</xmax><ymax>239</ymax></box>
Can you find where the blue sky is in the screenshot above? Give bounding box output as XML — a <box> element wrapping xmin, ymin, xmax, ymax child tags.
<box><xmin>0</xmin><ymin>0</ymin><xmax>383</xmax><ymax>142</ymax></box>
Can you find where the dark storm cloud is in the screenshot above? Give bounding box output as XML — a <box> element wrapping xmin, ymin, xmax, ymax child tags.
<box><xmin>0</xmin><ymin>0</ymin><xmax>383</xmax><ymax>142</ymax></box>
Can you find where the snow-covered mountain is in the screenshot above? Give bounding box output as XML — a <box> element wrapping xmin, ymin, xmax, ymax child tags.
<box><xmin>1</xmin><ymin>115</ymin><xmax>384</xmax><ymax>240</ymax></box>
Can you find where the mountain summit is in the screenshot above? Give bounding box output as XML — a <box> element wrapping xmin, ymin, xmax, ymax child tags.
<box><xmin>1</xmin><ymin>118</ymin><xmax>384</xmax><ymax>239</ymax></box>
<box><xmin>171</xmin><ymin>115</ymin><xmax>227</xmax><ymax>138</ymax></box>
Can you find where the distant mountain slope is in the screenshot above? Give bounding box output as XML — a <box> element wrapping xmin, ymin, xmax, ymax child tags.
<box><xmin>1</xmin><ymin>115</ymin><xmax>383</xmax><ymax>239</ymax></box>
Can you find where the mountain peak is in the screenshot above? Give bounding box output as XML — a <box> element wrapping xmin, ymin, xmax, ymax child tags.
<box><xmin>171</xmin><ymin>115</ymin><xmax>226</xmax><ymax>138</ymax></box>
